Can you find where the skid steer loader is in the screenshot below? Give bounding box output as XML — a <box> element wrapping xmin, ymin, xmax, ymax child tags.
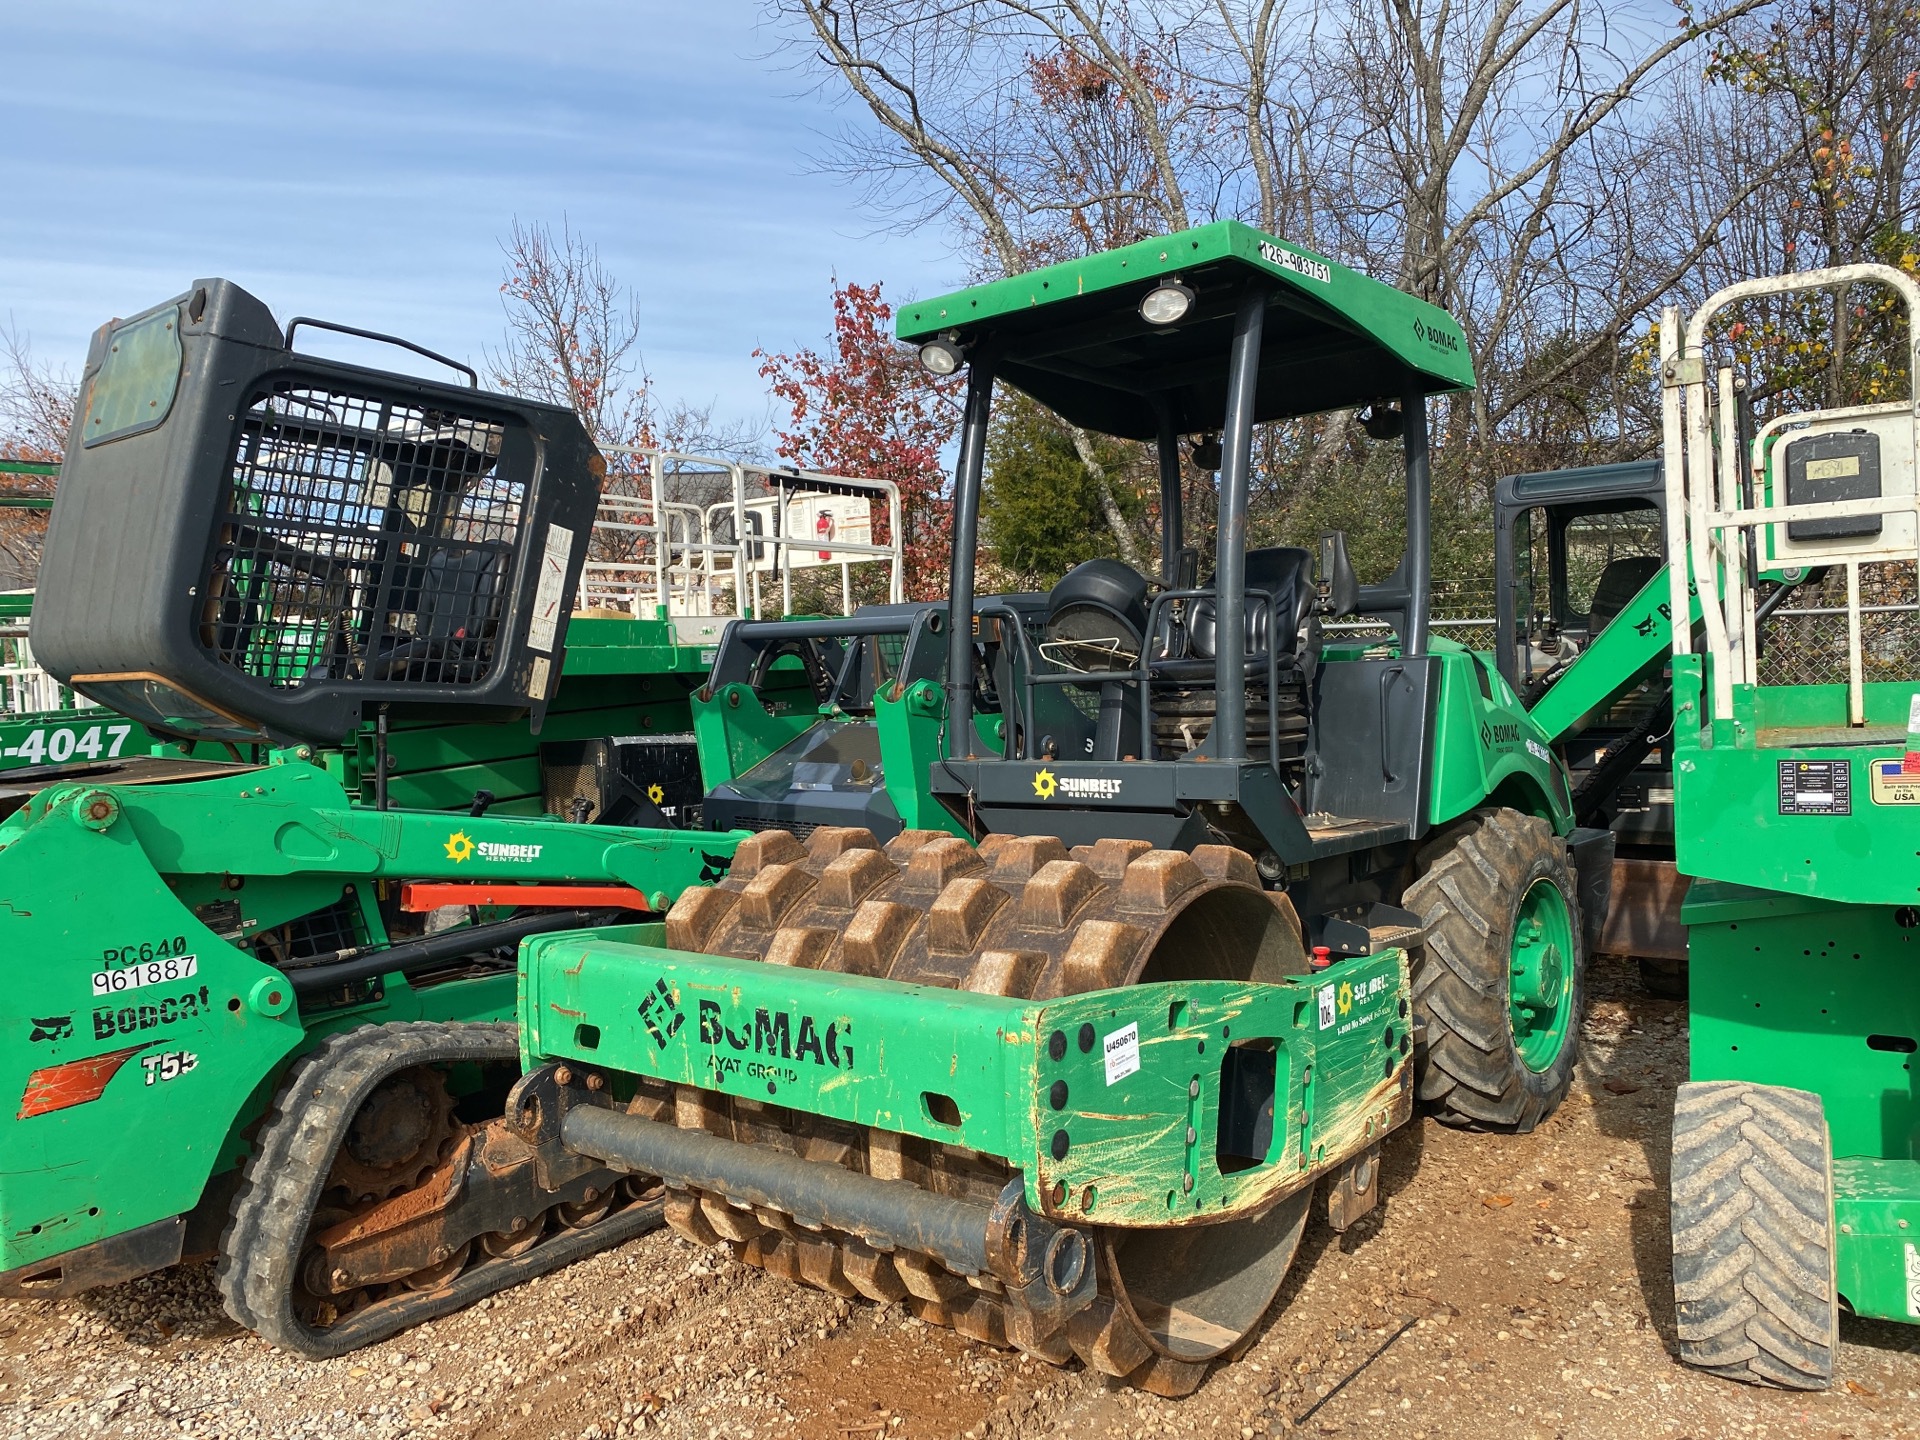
<box><xmin>0</xmin><ymin>280</ymin><xmax>907</xmax><ymax>1350</ymax></box>
<box><xmin>1494</xmin><ymin>460</ymin><xmax>1690</xmax><ymax>995</ymax></box>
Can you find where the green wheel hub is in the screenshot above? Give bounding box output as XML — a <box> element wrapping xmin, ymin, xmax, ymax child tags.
<box><xmin>1508</xmin><ymin>877</ymin><xmax>1574</xmax><ymax>1073</ymax></box>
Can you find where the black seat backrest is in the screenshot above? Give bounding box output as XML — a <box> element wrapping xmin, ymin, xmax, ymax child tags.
<box><xmin>1587</xmin><ymin>555</ymin><xmax>1662</xmax><ymax>635</ymax></box>
<box><xmin>1188</xmin><ymin>546</ymin><xmax>1315</xmax><ymax>661</ymax></box>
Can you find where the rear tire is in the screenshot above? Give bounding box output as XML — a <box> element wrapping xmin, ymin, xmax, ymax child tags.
<box><xmin>1405</xmin><ymin>807</ymin><xmax>1583</xmax><ymax>1133</ymax></box>
<box><xmin>1670</xmin><ymin>1081</ymin><xmax>1837</xmax><ymax>1389</ymax></box>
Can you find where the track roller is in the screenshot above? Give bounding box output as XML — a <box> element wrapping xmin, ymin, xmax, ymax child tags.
<box><xmin>218</xmin><ymin>1022</ymin><xmax>662</xmax><ymax>1357</ymax></box>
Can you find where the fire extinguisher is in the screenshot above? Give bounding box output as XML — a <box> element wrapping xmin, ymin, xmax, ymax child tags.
<box><xmin>816</xmin><ymin>509</ymin><xmax>835</xmax><ymax>560</ymax></box>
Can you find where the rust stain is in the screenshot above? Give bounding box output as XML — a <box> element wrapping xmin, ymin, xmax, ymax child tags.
<box><xmin>316</xmin><ymin>1137</ymin><xmax>470</xmax><ymax>1248</ymax></box>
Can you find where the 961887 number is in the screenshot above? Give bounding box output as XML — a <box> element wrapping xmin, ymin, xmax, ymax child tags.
<box><xmin>92</xmin><ymin>952</ymin><xmax>198</xmax><ymax>996</ymax></box>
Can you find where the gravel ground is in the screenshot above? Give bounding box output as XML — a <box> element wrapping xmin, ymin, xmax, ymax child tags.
<box><xmin>4</xmin><ymin>954</ymin><xmax>1916</xmax><ymax>1440</ymax></box>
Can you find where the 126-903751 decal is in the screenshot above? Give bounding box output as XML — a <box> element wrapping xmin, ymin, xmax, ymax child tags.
<box><xmin>3</xmin><ymin>722</ymin><xmax>134</xmax><ymax>765</ymax></box>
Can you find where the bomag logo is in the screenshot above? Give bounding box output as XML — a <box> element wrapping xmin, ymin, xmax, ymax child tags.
<box><xmin>699</xmin><ymin>999</ymin><xmax>853</xmax><ymax>1072</ymax></box>
<box><xmin>1033</xmin><ymin>768</ymin><xmax>1057</xmax><ymax>799</ymax></box>
<box><xmin>445</xmin><ymin>830</ymin><xmax>475</xmax><ymax>863</ymax></box>
<box><xmin>1412</xmin><ymin>318</ymin><xmax>1461</xmax><ymax>353</ymax></box>
<box><xmin>1480</xmin><ymin>721</ymin><xmax>1523</xmax><ymax>748</ymax></box>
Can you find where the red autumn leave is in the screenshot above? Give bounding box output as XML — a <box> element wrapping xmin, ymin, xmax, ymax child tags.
<box><xmin>758</xmin><ymin>280</ymin><xmax>960</xmax><ymax>600</ymax></box>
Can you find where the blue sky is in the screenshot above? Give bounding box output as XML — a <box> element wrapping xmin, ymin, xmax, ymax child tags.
<box><xmin>0</xmin><ymin>1</ymin><xmax>956</xmax><ymax>441</ymax></box>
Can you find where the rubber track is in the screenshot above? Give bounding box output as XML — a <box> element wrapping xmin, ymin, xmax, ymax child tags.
<box><xmin>217</xmin><ymin>1021</ymin><xmax>661</xmax><ymax>1358</ymax></box>
<box><xmin>1670</xmin><ymin>1080</ymin><xmax>1837</xmax><ymax>1389</ymax></box>
<box><xmin>1403</xmin><ymin>807</ymin><xmax>1582</xmax><ymax>1133</ymax></box>
<box><xmin>654</xmin><ymin>824</ymin><xmax>1310</xmax><ymax>1396</ymax></box>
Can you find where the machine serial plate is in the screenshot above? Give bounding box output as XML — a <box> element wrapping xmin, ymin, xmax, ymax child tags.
<box><xmin>1778</xmin><ymin>759</ymin><xmax>1852</xmax><ymax>816</ymax></box>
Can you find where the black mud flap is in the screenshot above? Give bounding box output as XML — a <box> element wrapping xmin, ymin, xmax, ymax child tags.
<box><xmin>0</xmin><ymin>1214</ymin><xmax>185</xmax><ymax>1299</ymax></box>
<box><xmin>1566</xmin><ymin>826</ymin><xmax>1616</xmax><ymax>957</ymax></box>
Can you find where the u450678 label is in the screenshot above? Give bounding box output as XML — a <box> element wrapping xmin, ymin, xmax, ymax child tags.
<box><xmin>92</xmin><ymin>955</ymin><xmax>198</xmax><ymax>996</ymax></box>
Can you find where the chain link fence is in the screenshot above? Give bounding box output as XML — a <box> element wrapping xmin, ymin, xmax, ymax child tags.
<box><xmin>1754</xmin><ymin>562</ymin><xmax>1920</xmax><ymax>689</ymax></box>
<box><xmin>1324</xmin><ymin>577</ymin><xmax>1496</xmax><ymax>652</ymax></box>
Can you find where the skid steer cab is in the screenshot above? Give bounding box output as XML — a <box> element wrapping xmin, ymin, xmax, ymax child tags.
<box><xmin>34</xmin><ymin>278</ymin><xmax>603</xmax><ymax>747</ymax></box>
<box><xmin>1493</xmin><ymin>460</ymin><xmax>1687</xmax><ymax>992</ymax></box>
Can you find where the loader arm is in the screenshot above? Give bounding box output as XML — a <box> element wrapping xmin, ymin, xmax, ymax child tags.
<box><xmin>1524</xmin><ymin>564</ymin><xmax>1692</xmax><ymax>744</ymax></box>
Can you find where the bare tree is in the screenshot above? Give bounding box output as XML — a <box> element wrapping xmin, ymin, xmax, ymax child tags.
<box><xmin>1</xmin><ymin>323</ymin><xmax>76</xmax><ymax>462</ymax></box>
<box><xmin>773</xmin><ymin>0</ymin><xmax>1777</xmax><ymax>521</ymax></box>
<box><xmin>1693</xmin><ymin>0</ymin><xmax>1920</xmax><ymax>407</ymax></box>
<box><xmin>0</xmin><ymin>324</ymin><xmax>75</xmax><ymax>587</ymax></box>
<box><xmin>486</xmin><ymin>220</ymin><xmax>655</xmax><ymax>450</ymax></box>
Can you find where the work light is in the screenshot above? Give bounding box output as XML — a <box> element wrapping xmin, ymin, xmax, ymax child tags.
<box><xmin>917</xmin><ymin>336</ymin><xmax>967</xmax><ymax>375</ymax></box>
<box><xmin>1139</xmin><ymin>280</ymin><xmax>1195</xmax><ymax>325</ymax></box>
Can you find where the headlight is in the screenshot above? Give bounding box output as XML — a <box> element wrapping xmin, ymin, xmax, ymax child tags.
<box><xmin>1139</xmin><ymin>280</ymin><xmax>1195</xmax><ymax>325</ymax></box>
<box><xmin>917</xmin><ymin>337</ymin><xmax>966</xmax><ymax>375</ymax></box>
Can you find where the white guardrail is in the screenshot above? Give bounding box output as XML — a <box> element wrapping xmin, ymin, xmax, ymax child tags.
<box><xmin>0</xmin><ymin>449</ymin><xmax>908</xmax><ymax>717</ymax></box>
<box><xmin>1661</xmin><ymin>263</ymin><xmax>1920</xmax><ymax>725</ymax></box>
<box><xmin>579</xmin><ymin>448</ymin><xmax>904</xmax><ymax>624</ymax></box>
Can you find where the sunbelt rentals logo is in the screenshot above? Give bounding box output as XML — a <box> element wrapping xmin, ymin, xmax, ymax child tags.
<box><xmin>1031</xmin><ymin>767</ymin><xmax>1123</xmax><ymax>801</ymax></box>
<box><xmin>444</xmin><ymin>830</ymin><xmax>543</xmax><ymax>864</ymax></box>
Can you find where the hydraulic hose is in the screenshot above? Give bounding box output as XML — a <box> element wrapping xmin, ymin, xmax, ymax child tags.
<box><xmin>284</xmin><ymin>907</ymin><xmax>619</xmax><ymax>995</ymax></box>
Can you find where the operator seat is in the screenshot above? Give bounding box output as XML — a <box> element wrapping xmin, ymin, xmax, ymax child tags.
<box><xmin>1145</xmin><ymin>546</ymin><xmax>1317</xmax><ymax>767</ymax></box>
<box><xmin>1152</xmin><ymin>546</ymin><xmax>1316</xmax><ymax>681</ymax></box>
<box><xmin>1043</xmin><ymin>559</ymin><xmax>1150</xmax><ymax>670</ymax></box>
<box><xmin>1587</xmin><ymin>555</ymin><xmax>1663</xmax><ymax>635</ymax></box>
<box><xmin>1037</xmin><ymin>560</ymin><xmax>1150</xmax><ymax>761</ymax></box>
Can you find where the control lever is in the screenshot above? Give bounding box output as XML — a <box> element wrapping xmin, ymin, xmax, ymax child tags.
<box><xmin>1318</xmin><ymin>531</ymin><xmax>1359</xmax><ymax>619</ymax></box>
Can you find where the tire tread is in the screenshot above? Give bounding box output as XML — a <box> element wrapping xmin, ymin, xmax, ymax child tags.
<box><xmin>1669</xmin><ymin>1080</ymin><xmax>1837</xmax><ymax>1390</ymax></box>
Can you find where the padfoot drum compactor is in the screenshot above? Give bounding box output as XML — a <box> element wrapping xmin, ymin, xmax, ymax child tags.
<box><xmin>491</xmin><ymin>224</ymin><xmax>1611</xmax><ymax>1394</ymax></box>
<box><xmin>0</xmin><ymin>282</ymin><xmax>752</xmax><ymax>1350</ymax></box>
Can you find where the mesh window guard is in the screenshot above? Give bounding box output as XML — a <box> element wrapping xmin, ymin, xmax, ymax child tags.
<box><xmin>204</xmin><ymin>382</ymin><xmax>525</xmax><ymax>690</ymax></box>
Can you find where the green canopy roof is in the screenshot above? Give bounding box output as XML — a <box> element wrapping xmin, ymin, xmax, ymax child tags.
<box><xmin>896</xmin><ymin>221</ymin><xmax>1475</xmax><ymax>440</ymax></box>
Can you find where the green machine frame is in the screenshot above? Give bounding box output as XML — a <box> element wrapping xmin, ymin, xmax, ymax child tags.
<box><xmin>1659</xmin><ymin>262</ymin><xmax>1920</xmax><ymax>1387</ymax></box>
